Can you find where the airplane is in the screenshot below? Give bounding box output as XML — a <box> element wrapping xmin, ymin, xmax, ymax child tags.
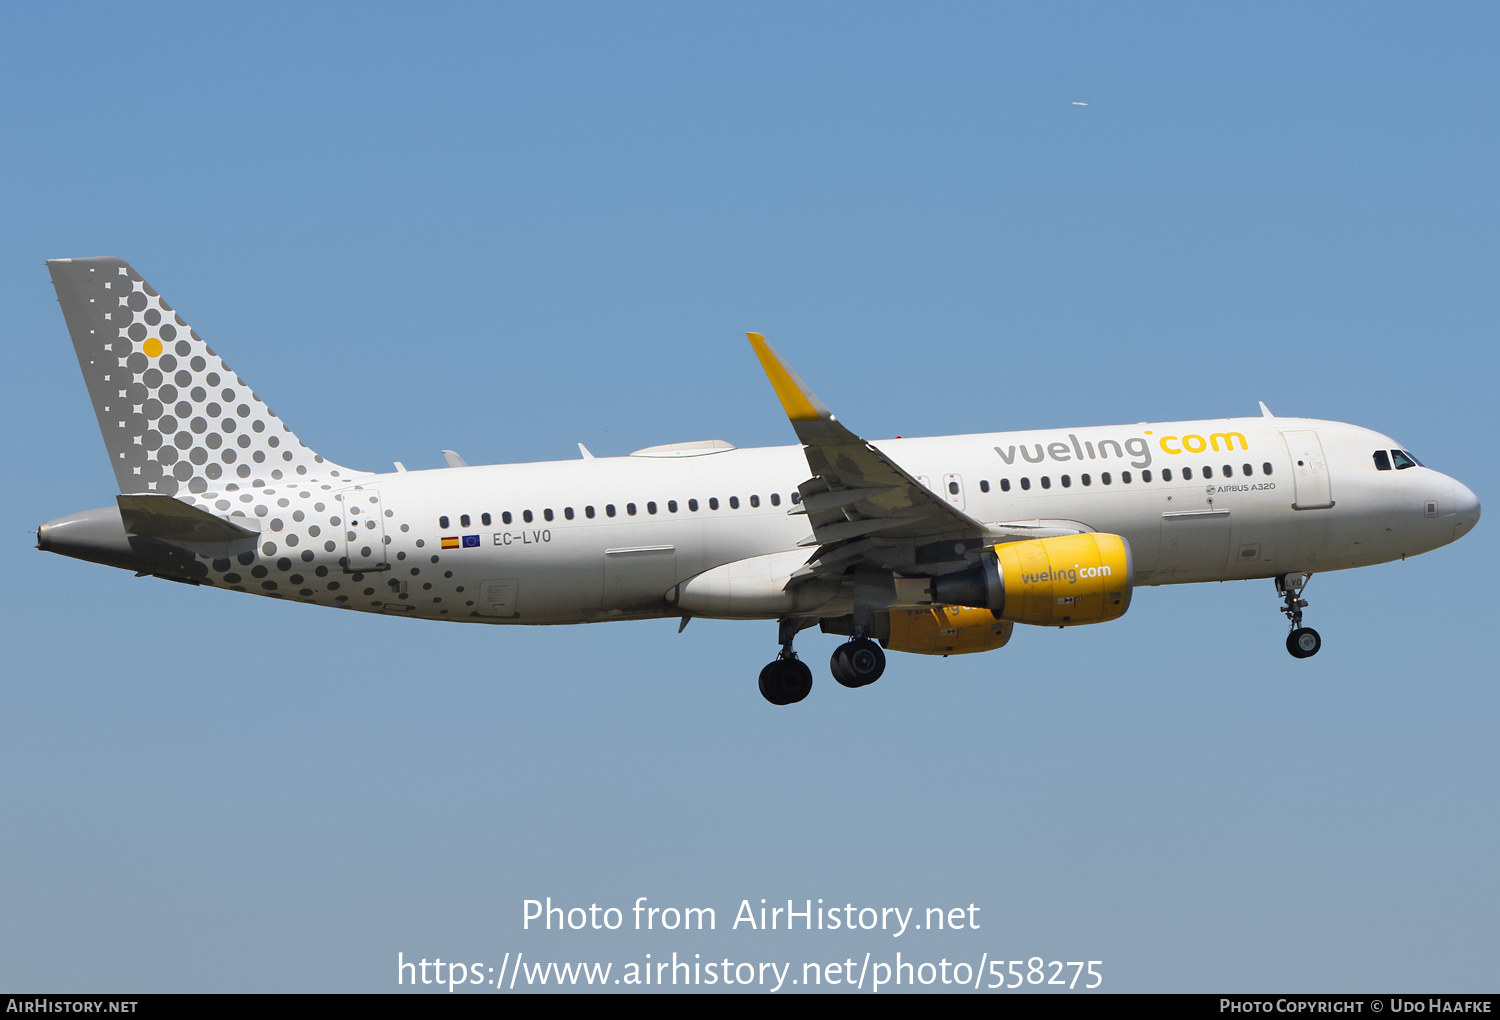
<box><xmin>37</xmin><ymin>257</ymin><xmax>1482</xmax><ymax>705</ymax></box>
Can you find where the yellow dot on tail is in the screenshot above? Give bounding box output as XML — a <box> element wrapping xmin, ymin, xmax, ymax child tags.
<box><xmin>143</xmin><ymin>337</ymin><xmax>162</xmax><ymax>358</ymax></box>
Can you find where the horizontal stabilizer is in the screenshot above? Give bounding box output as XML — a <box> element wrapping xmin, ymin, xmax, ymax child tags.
<box><xmin>117</xmin><ymin>494</ymin><xmax>261</xmax><ymax>543</ymax></box>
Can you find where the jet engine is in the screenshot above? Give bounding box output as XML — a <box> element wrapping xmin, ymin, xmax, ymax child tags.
<box><xmin>930</xmin><ymin>533</ymin><xmax>1133</xmax><ymax>628</ymax></box>
<box><xmin>885</xmin><ymin>605</ymin><xmax>1013</xmax><ymax>655</ymax></box>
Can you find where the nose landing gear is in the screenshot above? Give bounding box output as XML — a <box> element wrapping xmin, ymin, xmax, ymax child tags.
<box><xmin>1277</xmin><ymin>573</ymin><xmax>1321</xmax><ymax>659</ymax></box>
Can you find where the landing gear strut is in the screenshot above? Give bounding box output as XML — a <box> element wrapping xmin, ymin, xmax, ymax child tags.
<box><xmin>1276</xmin><ymin>573</ymin><xmax>1321</xmax><ymax>659</ymax></box>
<box><xmin>758</xmin><ymin>618</ymin><xmax>815</xmax><ymax>705</ymax></box>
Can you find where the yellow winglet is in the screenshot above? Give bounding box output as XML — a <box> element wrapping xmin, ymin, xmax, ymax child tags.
<box><xmin>746</xmin><ymin>332</ymin><xmax>831</xmax><ymax>423</ymax></box>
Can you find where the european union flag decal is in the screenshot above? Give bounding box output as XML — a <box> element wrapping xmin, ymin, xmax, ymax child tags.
<box><xmin>462</xmin><ymin>534</ymin><xmax>481</xmax><ymax>548</ymax></box>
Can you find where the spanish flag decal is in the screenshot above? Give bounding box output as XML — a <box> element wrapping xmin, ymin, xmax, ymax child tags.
<box><xmin>441</xmin><ymin>536</ymin><xmax>460</xmax><ymax>549</ymax></box>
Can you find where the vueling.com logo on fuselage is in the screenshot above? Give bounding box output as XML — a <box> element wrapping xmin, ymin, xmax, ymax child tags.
<box><xmin>994</xmin><ymin>430</ymin><xmax>1250</xmax><ymax>471</ymax></box>
<box><xmin>1021</xmin><ymin>564</ymin><xmax>1113</xmax><ymax>585</ymax></box>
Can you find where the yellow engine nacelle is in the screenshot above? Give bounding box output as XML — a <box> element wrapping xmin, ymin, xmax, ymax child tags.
<box><xmin>884</xmin><ymin>605</ymin><xmax>1014</xmax><ymax>656</ymax></box>
<box><xmin>931</xmin><ymin>533</ymin><xmax>1134</xmax><ymax>628</ymax></box>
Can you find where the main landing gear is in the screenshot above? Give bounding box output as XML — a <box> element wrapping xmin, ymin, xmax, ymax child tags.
<box><xmin>830</xmin><ymin>638</ymin><xmax>885</xmax><ymax>688</ymax></box>
<box><xmin>1276</xmin><ymin>573</ymin><xmax>1322</xmax><ymax>659</ymax></box>
<box><xmin>758</xmin><ymin>618</ymin><xmax>888</xmax><ymax>704</ymax></box>
<box><xmin>758</xmin><ymin>618</ymin><xmax>815</xmax><ymax>705</ymax></box>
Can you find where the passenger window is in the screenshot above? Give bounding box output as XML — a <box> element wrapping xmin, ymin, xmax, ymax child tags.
<box><xmin>689</xmin><ymin>499</ymin><xmax>699</xmax><ymax>511</ymax></box>
<box><xmin>1203</xmin><ymin>466</ymin><xmax>1213</xmax><ymax>479</ymax></box>
<box><xmin>1121</xmin><ymin>471</ymin><xmax>1132</xmax><ymax>483</ymax></box>
<box><xmin>627</xmin><ymin>503</ymin><xmax>637</xmax><ymax>516</ymax></box>
<box><xmin>503</xmin><ymin>511</ymin><xmax>513</xmax><ymax>525</ymax></box>
<box><xmin>729</xmin><ymin>496</ymin><xmax>740</xmax><ymax>509</ymax></box>
<box><xmin>709</xmin><ymin>498</ymin><xmax>719</xmax><ymax>510</ymax></box>
<box><xmin>1020</xmin><ymin>478</ymin><xmax>1031</xmax><ymax>491</ymax></box>
<box><xmin>770</xmin><ymin>493</ymin><xmax>781</xmax><ymax>506</ymax></box>
<box><xmin>1262</xmin><ymin>462</ymin><xmax>1273</xmax><ymax>475</ymax></box>
<box><xmin>460</xmin><ymin>514</ymin><xmax>470</xmax><ymax>528</ymax></box>
<box><xmin>544</xmin><ymin>508</ymin><xmax>554</xmax><ymax>521</ymax></box>
<box><xmin>979</xmin><ymin>479</ymin><xmax>990</xmax><ymax>493</ymax></box>
<box><xmin>1101</xmin><ymin>472</ymin><xmax>1112</xmax><ymax>485</ymax></box>
<box><xmin>1222</xmin><ymin>464</ymin><xmax>1232</xmax><ymax>477</ymax></box>
<box><xmin>1161</xmin><ymin>468</ymin><xmax>1172</xmax><ymax>482</ymax></box>
<box><xmin>948</xmin><ymin>481</ymin><xmax>959</xmax><ymax>494</ymax></box>
<box><xmin>647</xmin><ymin>501</ymin><xmax>657</xmax><ymax>514</ymax></box>
<box><xmin>606</xmin><ymin>504</ymin><xmax>616</xmax><ymax>518</ymax></box>
<box><xmin>1040</xmin><ymin>476</ymin><xmax>1051</xmax><ymax>489</ymax></box>
<box><xmin>750</xmin><ymin>494</ymin><xmax>760</xmax><ymax>508</ymax></box>
<box><xmin>523</xmin><ymin>510</ymin><xmax>534</xmax><ymax>523</ymax></box>
<box><xmin>1081</xmin><ymin>474</ymin><xmax>1091</xmax><ymax>486</ymax></box>
<box><xmin>1141</xmin><ymin>470</ymin><xmax>1152</xmax><ymax>482</ymax></box>
<box><xmin>585</xmin><ymin>506</ymin><xmax>595</xmax><ymax>519</ymax></box>
<box><xmin>1183</xmin><ymin>467</ymin><xmax>1193</xmax><ymax>480</ymax></box>
<box><xmin>565</xmin><ymin>507</ymin><xmax>575</xmax><ymax>520</ymax></box>
<box><xmin>1061</xmin><ymin>475</ymin><xmax>1071</xmax><ymax>487</ymax></box>
<box><xmin>439</xmin><ymin>516</ymin><xmax>449</xmax><ymax>529</ymax></box>
<box><xmin>668</xmin><ymin>500</ymin><xmax>678</xmax><ymax>512</ymax></box>
<box><xmin>1000</xmin><ymin>478</ymin><xmax>1011</xmax><ymax>492</ymax></box>
<box><xmin>482</xmin><ymin>512</ymin><xmax>492</xmax><ymax>526</ymax></box>
<box><xmin>791</xmin><ymin>491</ymin><xmax>801</xmax><ymax>504</ymax></box>
<box><xmin>1242</xmin><ymin>464</ymin><xmax>1253</xmax><ymax>476</ymax></box>
<box><xmin>1392</xmin><ymin>450</ymin><xmax>1417</xmax><ymax>470</ymax></box>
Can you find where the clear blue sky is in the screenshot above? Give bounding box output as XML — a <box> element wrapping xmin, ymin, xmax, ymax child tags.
<box><xmin>2</xmin><ymin>1</ymin><xmax>1495</xmax><ymax>992</ymax></box>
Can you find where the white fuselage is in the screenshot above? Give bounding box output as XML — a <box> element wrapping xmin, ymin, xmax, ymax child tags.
<box><xmin>222</xmin><ymin>415</ymin><xmax>1472</xmax><ymax>625</ymax></box>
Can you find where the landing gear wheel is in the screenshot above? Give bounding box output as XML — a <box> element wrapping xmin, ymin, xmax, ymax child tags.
<box><xmin>1286</xmin><ymin>627</ymin><xmax>1321</xmax><ymax>659</ymax></box>
<box><xmin>1275</xmin><ymin>574</ymin><xmax>1321</xmax><ymax>660</ymax></box>
<box><xmin>759</xmin><ymin>658</ymin><xmax>813</xmax><ymax>705</ymax></box>
<box><xmin>831</xmin><ymin>638</ymin><xmax>886</xmax><ymax>688</ymax></box>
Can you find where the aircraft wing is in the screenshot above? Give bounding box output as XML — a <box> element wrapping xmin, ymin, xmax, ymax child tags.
<box><xmin>746</xmin><ymin>334</ymin><xmax>989</xmax><ymax>579</ymax></box>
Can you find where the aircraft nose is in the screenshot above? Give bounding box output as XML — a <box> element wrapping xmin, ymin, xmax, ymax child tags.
<box><xmin>1453</xmin><ymin>479</ymin><xmax>1481</xmax><ymax>534</ymax></box>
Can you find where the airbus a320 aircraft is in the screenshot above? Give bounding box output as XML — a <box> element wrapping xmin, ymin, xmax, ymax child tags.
<box><xmin>38</xmin><ymin>258</ymin><xmax>1481</xmax><ymax>705</ymax></box>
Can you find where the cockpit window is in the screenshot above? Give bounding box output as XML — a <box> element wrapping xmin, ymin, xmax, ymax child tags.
<box><xmin>1373</xmin><ymin>450</ymin><xmax>1392</xmax><ymax>471</ymax></box>
<box><xmin>1401</xmin><ymin>450</ymin><xmax>1423</xmax><ymax>467</ymax></box>
<box><xmin>1392</xmin><ymin>450</ymin><xmax>1417</xmax><ymax>470</ymax></box>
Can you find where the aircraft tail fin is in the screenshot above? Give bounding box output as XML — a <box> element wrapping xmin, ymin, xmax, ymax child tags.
<box><xmin>47</xmin><ymin>257</ymin><xmax>357</xmax><ymax>496</ymax></box>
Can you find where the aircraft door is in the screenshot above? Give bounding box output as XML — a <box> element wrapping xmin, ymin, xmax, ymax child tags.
<box><xmin>339</xmin><ymin>487</ymin><xmax>389</xmax><ymax>571</ymax></box>
<box><xmin>1282</xmin><ymin>431</ymin><xmax>1335</xmax><ymax>510</ymax></box>
<box><xmin>942</xmin><ymin>473</ymin><xmax>965</xmax><ymax>510</ymax></box>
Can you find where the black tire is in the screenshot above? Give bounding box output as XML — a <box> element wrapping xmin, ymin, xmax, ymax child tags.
<box><xmin>1286</xmin><ymin>627</ymin><xmax>1321</xmax><ymax>659</ymax></box>
<box><xmin>830</xmin><ymin>645</ymin><xmax>858</xmax><ymax>688</ymax></box>
<box><xmin>759</xmin><ymin>659</ymin><xmax>812</xmax><ymax>705</ymax></box>
<box><xmin>833</xmin><ymin>638</ymin><xmax>886</xmax><ymax>687</ymax></box>
<box><xmin>759</xmin><ymin>662</ymin><xmax>790</xmax><ymax>705</ymax></box>
<box><xmin>781</xmin><ymin>659</ymin><xmax>813</xmax><ymax>703</ymax></box>
<box><xmin>846</xmin><ymin>638</ymin><xmax>886</xmax><ymax>685</ymax></box>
